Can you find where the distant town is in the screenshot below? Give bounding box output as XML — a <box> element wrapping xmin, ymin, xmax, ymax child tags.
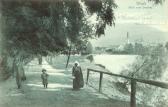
<box><xmin>93</xmin><ymin>32</ymin><xmax>166</xmax><ymax>55</ymax></box>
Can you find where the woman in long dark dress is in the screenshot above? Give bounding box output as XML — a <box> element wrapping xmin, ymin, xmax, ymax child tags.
<box><xmin>72</xmin><ymin>61</ymin><xmax>84</xmax><ymax>90</ymax></box>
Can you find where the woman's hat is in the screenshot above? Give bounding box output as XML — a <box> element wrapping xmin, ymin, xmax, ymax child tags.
<box><xmin>42</xmin><ymin>68</ymin><xmax>46</xmax><ymax>72</ymax></box>
<box><xmin>74</xmin><ymin>61</ymin><xmax>79</xmax><ymax>66</ymax></box>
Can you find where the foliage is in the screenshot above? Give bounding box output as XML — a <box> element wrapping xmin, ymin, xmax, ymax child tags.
<box><xmin>131</xmin><ymin>44</ymin><xmax>167</xmax><ymax>79</ymax></box>
<box><xmin>85</xmin><ymin>41</ymin><xmax>93</xmax><ymax>54</ymax></box>
<box><xmin>134</xmin><ymin>43</ymin><xmax>147</xmax><ymax>55</ymax></box>
<box><xmin>124</xmin><ymin>43</ymin><xmax>134</xmax><ymax>54</ymax></box>
<box><xmin>0</xmin><ymin>0</ymin><xmax>117</xmax><ymax>59</ymax></box>
<box><xmin>148</xmin><ymin>0</ymin><xmax>165</xmax><ymax>4</ymax></box>
<box><xmin>0</xmin><ymin>0</ymin><xmax>117</xmax><ymax>76</ymax></box>
<box><xmin>121</xmin><ymin>44</ymin><xmax>168</xmax><ymax>106</ymax></box>
<box><xmin>104</xmin><ymin>43</ymin><xmax>149</xmax><ymax>55</ymax></box>
<box><xmin>86</xmin><ymin>54</ymin><xmax>94</xmax><ymax>62</ymax></box>
<box><xmin>165</xmin><ymin>41</ymin><xmax>168</xmax><ymax>50</ymax></box>
<box><xmin>0</xmin><ymin>0</ymin><xmax>165</xmax><ymax>82</ymax></box>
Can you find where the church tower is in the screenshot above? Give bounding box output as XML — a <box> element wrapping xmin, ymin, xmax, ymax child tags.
<box><xmin>126</xmin><ymin>32</ymin><xmax>130</xmax><ymax>44</ymax></box>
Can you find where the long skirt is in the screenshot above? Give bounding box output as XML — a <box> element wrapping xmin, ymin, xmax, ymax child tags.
<box><xmin>73</xmin><ymin>73</ymin><xmax>84</xmax><ymax>89</ymax></box>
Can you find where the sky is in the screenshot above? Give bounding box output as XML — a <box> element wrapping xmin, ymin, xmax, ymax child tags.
<box><xmin>91</xmin><ymin>0</ymin><xmax>168</xmax><ymax>47</ymax></box>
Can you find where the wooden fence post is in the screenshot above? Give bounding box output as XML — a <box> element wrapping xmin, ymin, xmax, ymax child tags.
<box><xmin>99</xmin><ymin>72</ymin><xmax>103</xmax><ymax>92</ymax></box>
<box><xmin>130</xmin><ymin>79</ymin><xmax>136</xmax><ymax>107</ymax></box>
<box><xmin>86</xmin><ymin>69</ymin><xmax>90</xmax><ymax>84</ymax></box>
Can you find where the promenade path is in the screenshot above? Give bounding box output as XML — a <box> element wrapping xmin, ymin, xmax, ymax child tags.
<box><xmin>0</xmin><ymin>59</ymin><xmax>144</xmax><ymax>107</ymax></box>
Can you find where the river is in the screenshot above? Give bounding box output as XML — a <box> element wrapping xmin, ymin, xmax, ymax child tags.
<box><xmin>93</xmin><ymin>54</ymin><xmax>138</xmax><ymax>74</ymax></box>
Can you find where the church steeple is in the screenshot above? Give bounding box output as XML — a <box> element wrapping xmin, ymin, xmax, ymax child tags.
<box><xmin>126</xmin><ymin>32</ymin><xmax>130</xmax><ymax>44</ymax></box>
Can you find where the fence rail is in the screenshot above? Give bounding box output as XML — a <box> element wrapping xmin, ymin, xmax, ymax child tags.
<box><xmin>86</xmin><ymin>68</ymin><xmax>168</xmax><ymax>107</ymax></box>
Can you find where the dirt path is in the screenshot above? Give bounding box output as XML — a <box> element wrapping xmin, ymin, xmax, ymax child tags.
<box><xmin>0</xmin><ymin>59</ymin><xmax>134</xmax><ymax>107</ymax></box>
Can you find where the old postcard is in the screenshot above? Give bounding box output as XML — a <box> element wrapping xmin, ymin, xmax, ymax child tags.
<box><xmin>0</xmin><ymin>0</ymin><xmax>168</xmax><ymax>107</ymax></box>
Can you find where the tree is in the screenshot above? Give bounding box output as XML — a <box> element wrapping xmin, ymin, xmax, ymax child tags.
<box><xmin>0</xmin><ymin>0</ymin><xmax>117</xmax><ymax>81</ymax></box>
<box><xmin>148</xmin><ymin>0</ymin><xmax>164</xmax><ymax>4</ymax></box>
<box><xmin>85</xmin><ymin>41</ymin><xmax>93</xmax><ymax>54</ymax></box>
<box><xmin>134</xmin><ymin>43</ymin><xmax>146</xmax><ymax>55</ymax></box>
<box><xmin>121</xmin><ymin>44</ymin><xmax>168</xmax><ymax>106</ymax></box>
<box><xmin>0</xmin><ymin>0</ymin><xmax>164</xmax><ymax>84</ymax></box>
<box><xmin>165</xmin><ymin>42</ymin><xmax>168</xmax><ymax>50</ymax></box>
<box><xmin>124</xmin><ymin>43</ymin><xmax>134</xmax><ymax>54</ymax></box>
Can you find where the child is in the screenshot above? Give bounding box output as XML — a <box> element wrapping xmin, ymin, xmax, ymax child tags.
<box><xmin>41</xmin><ymin>69</ymin><xmax>49</xmax><ymax>88</ymax></box>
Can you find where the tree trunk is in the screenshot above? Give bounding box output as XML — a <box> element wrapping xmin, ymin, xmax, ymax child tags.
<box><xmin>16</xmin><ymin>70</ymin><xmax>21</xmax><ymax>89</ymax></box>
<box><xmin>13</xmin><ymin>58</ymin><xmax>27</xmax><ymax>88</ymax></box>
<box><xmin>50</xmin><ymin>56</ymin><xmax>53</xmax><ymax>64</ymax></box>
<box><xmin>66</xmin><ymin>45</ymin><xmax>72</xmax><ymax>68</ymax></box>
<box><xmin>38</xmin><ymin>55</ymin><xmax>42</xmax><ymax>65</ymax></box>
<box><xmin>1</xmin><ymin>56</ymin><xmax>12</xmax><ymax>80</ymax></box>
<box><xmin>21</xmin><ymin>66</ymin><xmax>26</xmax><ymax>81</ymax></box>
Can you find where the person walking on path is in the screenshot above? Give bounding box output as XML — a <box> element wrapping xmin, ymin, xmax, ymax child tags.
<box><xmin>41</xmin><ymin>69</ymin><xmax>49</xmax><ymax>88</ymax></box>
<box><xmin>72</xmin><ymin>61</ymin><xmax>84</xmax><ymax>90</ymax></box>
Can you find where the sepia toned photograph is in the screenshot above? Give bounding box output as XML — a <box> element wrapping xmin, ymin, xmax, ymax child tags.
<box><xmin>0</xmin><ymin>0</ymin><xmax>168</xmax><ymax>107</ymax></box>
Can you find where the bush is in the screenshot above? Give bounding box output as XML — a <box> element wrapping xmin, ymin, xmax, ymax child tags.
<box><xmin>120</xmin><ymin>44</ymin><xmax>168</xmax><ymax>106</ymax></box>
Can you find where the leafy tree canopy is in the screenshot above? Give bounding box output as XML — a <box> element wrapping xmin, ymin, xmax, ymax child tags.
<box><xmin>0</xmin><ymin>0</ymin><xmax>117</xmax><ymax>60</ymax></box>
<box><xmin>0</xmin><ymin>0</ymin><xmax>164</xmax><ymax>60</ymax></box>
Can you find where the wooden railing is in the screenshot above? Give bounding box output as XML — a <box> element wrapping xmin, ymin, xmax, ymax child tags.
<box><xmin>86</xmin><ymin>68</ymin><xmax>168</xmax><ymax>107</ymax></box>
